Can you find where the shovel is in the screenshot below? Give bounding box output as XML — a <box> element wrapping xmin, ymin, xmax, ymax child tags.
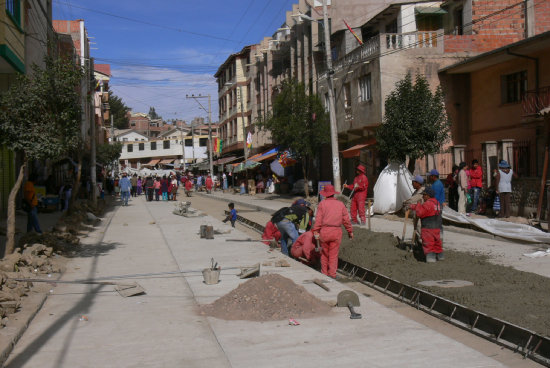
<box><xmin>366</xmin><ymin>199</ymin><xmax>372</xmax><ymax>230</ymax></box>
<box><xmin>337</xmin><ymin>290</ymin><xmax>362</xmax><ymax>319</ymax></box>
<box><xmin>397</xmin><ymin>209</ymin><xmax>410</xmax><ymax>248</ymax></box>
<box><xmin>314</xmin><ymin>233</ymin><xmax>321</xmax><ymax>253</ymax></box>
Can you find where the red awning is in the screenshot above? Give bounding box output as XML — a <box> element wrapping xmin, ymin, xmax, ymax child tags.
<box><xmin>340</xmin><ymin>138</ymin><xmax>376</xmax><ymax>158</ymax></box>
<box><xmin>160</xmin><ymin>159</ymin><xmax>175</xmax><ymax>164</ymax></box>
<box><xmin>253</xmin><ymin>151</ymin><xmax>278</xmax><ymax>162</ymax></box>
<box><xmin>213</xmin><ymin>156</ymin><xmax>238</xmax><ymax>165</ymax></box>
<box><xmin>143</xmin><ymin>159</ymin><xmax>161</xmax><ymax>166</ymax></box>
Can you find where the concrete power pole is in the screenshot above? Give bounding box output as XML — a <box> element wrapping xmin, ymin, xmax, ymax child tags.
<box><xmin>186</xmin><ymin>94</ymin><xmax>214</xmax><ymax>174</ymax></box>
<box><xmin>323</xmin><ymin>0</ymin><xmax>341</xmax><ymax>189</ymax></box>
<box><xmin>238</xmin><ymin>86</ymin><xmax>248</xmax><ymax>162</ymax></box>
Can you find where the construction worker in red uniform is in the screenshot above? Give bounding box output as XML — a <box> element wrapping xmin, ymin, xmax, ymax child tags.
<box><xmin>262</xmin><ymin>220</ymin><xmax>281</xmax><ymax>246</ymax></box>
<box><xmin>313</xmin><ymin>185</ymin><xmax>353</xmax><ymax>278</ymax></box>
<box><xmin>290</xmin><ymin>230</ymin><xmax>320</xmax><ymax>266</ymax></box>
<box><xmin>344</xmin><ymin>164</ymin><xmax>368</xmax><ymax>224</ymax></box>
<box><xmin>184</xmin><ymin>176</ymin><xmax>193</xmax><ymax>197</ymax></box>
<box><xmin>205</xmin><ymin>175</ymin><xmax>213</xmax><ymax>194</ymax></box>
<box><xmin>408</xmin><ymin>187</ymin><xmax>443</xmax><ymax>263</ymax></box>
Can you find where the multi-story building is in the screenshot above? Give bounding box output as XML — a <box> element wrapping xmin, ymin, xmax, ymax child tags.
<box><xmin>94</xmin><ymin>64</ymin><xmax>111</xmax><ymax>145</ymax></box>
<box><xmin>0</xmin><ymin>0</ymin><xmax>53</xmax><ymax>215</ymax></box>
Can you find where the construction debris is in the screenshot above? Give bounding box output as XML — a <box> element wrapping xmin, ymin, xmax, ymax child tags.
<box><xmin>173</xmin><ymin>201</ymin><xmax>204</xmax><ymax>217</ymax></box>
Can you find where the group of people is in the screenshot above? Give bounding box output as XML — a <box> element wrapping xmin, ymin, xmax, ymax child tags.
<box><xmin>446</xmin><ymin>159</ymin><xmax>517</xmax><ymax>218</ymax></box>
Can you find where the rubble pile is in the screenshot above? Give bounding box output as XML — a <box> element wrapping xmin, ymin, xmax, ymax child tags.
<box><xmin>173</xmin><ymin>202</ymin><xmax>203</xmax><ymax>217</ymax></box>
<box><xmin>201</xmin><ymin>273</ymin><xmax>332</xmax><ymax>321</ymax></box>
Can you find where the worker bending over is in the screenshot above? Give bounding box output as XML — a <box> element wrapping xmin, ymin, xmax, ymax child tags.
<box><xmin>408</xmin><ymin>187</ymin><xmax>443</xmax><ymax>263</ymax></box>
<box><xmin>290</xmin><ymin>230</ymin><xmax>320</xmax><ymax>266</ymax></box>
<box><xmin>313</xmin><ymin>185</ymin><xmax>353</xmax><ymax>278</ymax></box>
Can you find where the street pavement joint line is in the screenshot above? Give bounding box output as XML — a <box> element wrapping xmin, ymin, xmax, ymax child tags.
<box><xmin>143</xmin><ymin>200</ymin><xmax>234</xmax><ymax>367</ymax></box>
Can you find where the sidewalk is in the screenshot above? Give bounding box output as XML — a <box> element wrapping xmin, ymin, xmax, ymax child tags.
<box><xmin>197</xmin><ymin>191</ymin><xmax>550</xmax><ymax>279</ymax></box>
<box><xmin>4</xmin><ymin>196</ymin><xmax>510</xmax><ymax>367</ymax></box>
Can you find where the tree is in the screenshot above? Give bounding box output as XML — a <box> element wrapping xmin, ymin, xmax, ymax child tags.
<box><xmin>96</xmin><ymin>142</ymin><xmax>122</xmax><ymax>169</ymax></box>
<box><xmin>0</xmin><ymin>56</ymin><xmax>83</xmax><ymax>255</ymax></box>
<box><xmin>108</xmin><ymin>92</ymin><xmax>130</xmax><ymax>129</ymax></box>
<box><xmin>376</xmin><ymin>73</ymin><xmax>450</xmax><ymax>173</ymax></box>
<box><xmin>148</xmin><ymin>106</ymin><xmax>161</xmax><ymax>120</ymax></box>
<box><xmin>258</xmin><ymin>79</ymin><xmax>330</xmax><ymax>197</ymax></box>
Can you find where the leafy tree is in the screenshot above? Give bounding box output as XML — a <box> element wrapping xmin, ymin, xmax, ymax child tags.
<box><xmin>108</xmin><ymin>92</ymin><xmax>130</xmax><ymax>129</ymax></box>
<box><xmin>0</xmin><ymin>56</ymin><xmax>83</xmax><ymax>254</ymax></box>
<box><xmin>148</xmin><ymin>106</ymin><xmax>161</xmax><ymax>120</ymax></box>
<box><xmin>376</xmin><ymin>73</ymin><xmax>450</xmax><ymax>173</ymax></box>
<box><xmin>258</xmin><ymin>79</ymin><xmax>330</xmax><ymax>197</ymax></box>
<box><xmin>96</xmin><ymin>142</ymin><xmax>122</xmax><ymax>169</ymax></box>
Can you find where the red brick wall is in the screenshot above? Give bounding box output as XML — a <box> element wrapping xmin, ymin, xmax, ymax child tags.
<box><xmin>444</xmin><ymin>0</ymin><xmax>550</xmax><ymax>53</ymax></box>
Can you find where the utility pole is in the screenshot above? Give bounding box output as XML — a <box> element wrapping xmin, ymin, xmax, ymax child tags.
<box><xmin>90</xmin><ymin>71</ymin><xmax>97</xmax><ymax>206</ymax></box>
<box><xmin>322</xmin><ymin>0</ymin><xmax>341</xmax><ymax>189</ymax></box>
<box><xmin>180</xmin><ymin>128</ymin><xmax>186</xmax><ymax>172</ymax></box>
<box><xmin>186</xmin><ymin>94</ymin><xmax>213</xmax><ymax>174</ymax></box>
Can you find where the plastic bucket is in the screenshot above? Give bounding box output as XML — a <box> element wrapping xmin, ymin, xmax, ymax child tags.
<box><xmin>204</xmin><ymin>225</ymin><xmax>214</xmax><ymax>239</ymax></box>
<box><xmin>202</xmin><ymin>268</ymin><xmax>220</xmax><ymax>285</ymax></box>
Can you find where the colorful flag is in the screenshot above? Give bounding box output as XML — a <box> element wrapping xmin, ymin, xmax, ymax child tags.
<box><xmin>344</xmin><ymin>19</ymin><xmax>363</xmax><ymax>46</ymax></box>
<box><xmin>246</xmin><ymin>132</ymin><xmax>252</xmax><ymax>149</ymax></box>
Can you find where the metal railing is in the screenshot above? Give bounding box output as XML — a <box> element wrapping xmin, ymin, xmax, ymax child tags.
<box><xmin>385</xmin><ymin>30</ymin><xmax>439</xmax><ymax>50</ymax></box>
<box><xmin>523</xmin><ymin>86</ymin><xmax>550</xmax><ymax>116</ymax></box>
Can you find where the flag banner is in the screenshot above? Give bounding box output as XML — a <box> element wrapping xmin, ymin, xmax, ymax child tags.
<box><xmin>278</xmin><ymin>150</ymin><xmax>297</xmax><ymax>168</ymax></box>
<box><xmin>246</xmin><ymin>132</ymin><xmax>252</xmax><ymax>149</ymax></box>
<box><xmin>344</xmin><ymin>19</ymin><xmax>363</xmax><ymax>45</ymax></box>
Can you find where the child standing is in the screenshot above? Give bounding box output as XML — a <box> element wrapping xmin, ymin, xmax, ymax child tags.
<box><xmin>223</xmin><ymin>202</ymin><xmax>237</xmax><ymax>227</ymax></box>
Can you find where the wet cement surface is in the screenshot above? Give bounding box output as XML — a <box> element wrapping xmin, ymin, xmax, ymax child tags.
<box><xmin>340</xmin><ymin>228</ymin><xmax>550</xmax><ymax>337</ymax></box>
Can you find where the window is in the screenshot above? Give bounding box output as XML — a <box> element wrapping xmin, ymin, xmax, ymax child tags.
<box><xmin>501</xmin><ymin>71</ymin><xmax>527</xmax><ymax>104</ymax></box>
<box><xmin>150</xmin><ymin>142</ymin><xmax>157</xmax><ymax>150</ymax></box>
<box><xmin>163</xmin><ymin>140</ymin><xmax>170</xmax><ymax>149</ymax></box>
<box><xmin>185</xmin><ymin>138</ymin><xmax>192</xmax><ymax>147</ymax></box>
<box><xmin>247</xmin><ymin>84</ymin><xmax>251</xmax><ymax>102</ymax></box>
<box><xmin>123</xmin><ymin>138</ymin><xmax>128</xmax><ymax>142</ymax></box>
<box><xmin>139</xmin><ymin>143</ymin><xmax>144</xmax><ymax>151</ymax></box>
<box><xmin>127</xmin><ymin>144</ymin><xmax>133</xmax><ymax>152</ymax></box>
<box><xmin>358</xmin><ymin>74</ymin><xmax>371</xmax><ymax>102</ymax></box>
<box><xmin>199</xmin><ymin>138</ymin><xmax>208</xmax><ymax>147</ymax></box>
<box><xmin>6</xmin><ymin>0</ymin><xmax>21</xmax><ymax>26</ymax></box>
<box><xmin>343</xmin><ymin>83</ymin><xmax>351</xmax><ymax>108</ymax></box>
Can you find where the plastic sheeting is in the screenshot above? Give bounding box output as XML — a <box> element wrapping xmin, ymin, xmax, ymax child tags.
<box><xmin>442</xmin><ymin>207</ymin><xmax>550</xmax><ymax>244</ymax></box>
<box><xmin>373</xmin><ymin>162</ymin><xmax>414</xmax><ymax>214</ymax></box>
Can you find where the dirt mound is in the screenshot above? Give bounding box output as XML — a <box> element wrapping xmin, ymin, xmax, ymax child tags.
<box><xmin>340</xmin><ymin>227</ymin><xmax>550</xmax><ymax>336</ymax></box>
<box><xmin>201</xmin><ymin>273</ymin><xmax>332</xmax><ymax>321</ymax></box>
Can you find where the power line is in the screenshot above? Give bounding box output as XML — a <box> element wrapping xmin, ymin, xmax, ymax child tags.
<box><xmin>52</xmin><ymin>0</ymin><xmax>242</xmax><ymax>44</ymax></box>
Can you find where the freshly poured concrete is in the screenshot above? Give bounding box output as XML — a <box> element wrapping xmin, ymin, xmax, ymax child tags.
<box><xmin>5</xmin><ymin>196</ymin><xmax>506</xmax><ymax>367</ymax></box>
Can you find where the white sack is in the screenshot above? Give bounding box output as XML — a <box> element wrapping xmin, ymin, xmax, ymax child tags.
<box><xmin>443</xmin><ymin>206</ymin><xmax>550</xmax><ymax>244</ymax></box>
<box><xmin>373</xmin><ymin>162</ymin><xmax>414</xmax><ymax>214</ymax></box>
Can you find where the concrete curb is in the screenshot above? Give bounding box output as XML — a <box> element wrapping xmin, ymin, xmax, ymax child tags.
<box><xmin>0</xmin><ymin>200</ymin><xmax>120</xmax><ymax>366</ymax></box>
<box><xmin>195</xmin><ymin>192</ymin><xmax>277</xmax><ymax>215</ymax></box>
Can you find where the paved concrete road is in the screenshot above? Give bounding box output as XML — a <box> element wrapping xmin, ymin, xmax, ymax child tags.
<box><xmin>4</xmin><ymin>195</ymin><xmax>520</xmax><ymax>367</ymax></box>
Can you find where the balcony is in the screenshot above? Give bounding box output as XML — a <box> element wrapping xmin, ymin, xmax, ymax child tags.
<box><xmin>330</xmin><ymin>30</ymin><xmax>442</xmax><ymax>77</ymax></box>
<box><xmin>523</xmin><ymin>86</ymin><xmax>550</xmax><ymax>116</ymax></box>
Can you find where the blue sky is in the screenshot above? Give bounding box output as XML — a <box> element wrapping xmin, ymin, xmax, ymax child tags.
<box><xmin>53</xmin><ymin>0</ymin><xmax>295</xmax><ymax>123</ymax></box>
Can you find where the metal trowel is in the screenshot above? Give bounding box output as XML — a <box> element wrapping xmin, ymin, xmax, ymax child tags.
<box><xmin>337</xmin><ymin>290</ymin><xmax>362</xmax><ymax>319</ymax></box>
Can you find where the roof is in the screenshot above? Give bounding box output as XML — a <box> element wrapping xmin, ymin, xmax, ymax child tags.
<box><xmin>115</xmin><ymin>129</ymin><xmax>148</xmax><ymax>139</ymax></box>
<box><xmin>94</xmin><ymin>64</ymin><xmax>111</xmax><ymax>76</ymax></box>
<box><xmin>440</xmin><ymin>30</ymin><xmax>550</xmax><ymax>74</ymax></box>
<box><xmin>214</xmin><ymin>45</ymin><xmax>254</xmax><ymax>78</ymax></box>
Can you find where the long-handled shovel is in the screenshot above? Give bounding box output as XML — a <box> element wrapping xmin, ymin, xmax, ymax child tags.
<box><xmin>397</xmin><ymin>209</ymin><xmax>410</xmax><ymax>249</ymax></box>
<box><xmin>14</xmin><ymin>278</ymin><xmax>145</xmax><ymax>297</ymax></box>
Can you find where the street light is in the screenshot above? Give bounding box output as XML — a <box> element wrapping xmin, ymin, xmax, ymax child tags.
<box><xmin>186</xmin><ymin>94</ymin><xmax>214</xmax><ymax>175</ymax></box>
<box><xmin>292</xmin><ymin>1</ymin><xmax>341</xmax><ymax>188</ymax></box>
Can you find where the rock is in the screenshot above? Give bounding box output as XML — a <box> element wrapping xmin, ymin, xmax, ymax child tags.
<box><xmin>44</xmin><ymin>247</ymin><xmax>54</xmax><ymax>257</ymax></box>
<box><xmin>0</xmin><ymin>254</ymin><xmax>22</xmax><ymax>272</ymax></box>
<box><xmin>0</xmin><ymin>290</ymin><xmax>19</xmax><ymax>303</ymax></box>
<box><xmin>23</xmin><ymin>243</ymin><xmax>47</xmax><ymax>256</ymax></box>
<box><xmin>86</xmin><ymin>212</ymin><xmax>100</xmax><ymax>222</ymax></box>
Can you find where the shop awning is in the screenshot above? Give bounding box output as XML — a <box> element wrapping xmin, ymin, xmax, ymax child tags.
<box><xmin>213</xmin><ymin>156</ymin><xmax>238</xmax><ymax>165</ymax></box>
<box><xmin>143</xmin><ymin>159</ymin><xmax>160</xmax><ymax>166</ymax></box>
<box><xmin>340</xmin><ymin>138</ymin><xmax>376</xmax><ymax>158</ymax></box>
<box><xmin>254</xmin><ymin>151</ymin><xmax>278</xmax><ymax>162</ymax></box>
<box><xmin>160</xmin><ymin>159</ymin><xmax>175</xmax><ymax>164</ymax></box>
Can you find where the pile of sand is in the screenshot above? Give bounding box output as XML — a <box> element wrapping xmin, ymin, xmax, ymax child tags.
<box><xmin>201</xmin><ymin>273</ymin><xmax>332</xmax><ymax>321</ymax></box>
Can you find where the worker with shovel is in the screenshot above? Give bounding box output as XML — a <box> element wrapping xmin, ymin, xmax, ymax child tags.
<box><xmin>313</xmin><ymin>185</ymin><xmax>353</xmax><ymax>278</ymax></box>
<box><xmin>344</xmin><ymin>165</ymin><xmax>368</xmax><ymax>225</ymax></box>
<box><xmin>407</xmin><ymin>187</ymin><xmax>443</xmax><ymax>263</ymax></box>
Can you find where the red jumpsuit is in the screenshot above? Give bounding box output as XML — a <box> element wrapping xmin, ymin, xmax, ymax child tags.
<box><xmin>312</xmin><ymin>197</ymin><xmax>353</xmax><ymax>277</ymax></box>
<box><xmin>410</xmin><ymin>197</ymin><xmax>443</xmax><ymax>255</ymax></box>
<box><xmin>205</xmin><ymin>177</ymin><xmax>213</xmax><ymax>191</ymax></box>
<box><xmin>290</xmin><ymin>231</ymin><xmax>320</xmax><ymax>265</ymax></box>
<box><xmin>185</xmin><ymin>179</ymin><xmax>193</xmax><ymax>191</ymax></box>
<box><xmin>262</xmin><ymin>221</ymin><xmax>281</xmax><ymax>246</ymax></box>
<box><xmin>349</xmin><ymin>173</ymin><xmax>368</xmax><ymax>224</ymax></box>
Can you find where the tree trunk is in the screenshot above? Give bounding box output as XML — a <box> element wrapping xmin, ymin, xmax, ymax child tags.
<box><xmin>407</xmin><ymin>157</ymin><xmax>416</xmax><ymax>174</ymax></box>
<box><xmin>5</xmin><ymin>160</ymin><xmax>26</xmax><ymax>256</ymax></box>
<box><xmin>71</xmin><ymin>152</ymin><xmax>83</xmax><ymax>212</ymax></box>
<box><xmin>302</xmin><ymin>158</ymin><xmax>310</xmax><ymax>198</ymax></box>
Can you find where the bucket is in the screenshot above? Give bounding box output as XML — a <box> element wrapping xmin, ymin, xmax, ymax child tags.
<box><xmin>202</xmin><ymin>268</ymin><xmax>220</xmax><ymax>284</ymax></box>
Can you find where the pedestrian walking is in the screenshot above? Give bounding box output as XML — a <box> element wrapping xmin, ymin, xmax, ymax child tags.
<box><xmin>344</xmin><ymin>164</ymin><xmax>368</xmax><ymax>224</ymax></box>
<box><xmin>428</xmin><ymin>169</ymin><xmax>445</xmax><ymax>205</ymax></box>
<box><xmin>137</xmin><ymin>177</ymin><xmax>143</xmax><ymax>196</ymax></box>
<box><xmin>495</xmin><ymin>160</ymin><xmax>518</xmax><ymax>218</ymax></box>
<box><xmin>131</xmin><ymin>174</ymin><xmax>138</xmax><ymax>197</ymax></box>
<box><xmin>457</xmin><ymin>162</ymin><xmax>469</xmax><ymax>214</ymax></box>
<box><xmin>23</xmin><ymin>174</ymin><xmax>42</xmax><ymax>234</ymax></box>
<box><xmin>205</xmin><ymin>174</ymin><xmax>213</xmax><ymax>194</ymax></box>
<box><xmin>119</xmin><ymin>172</ymin><xmax>132</xmax><ymax>206</ymax></box>
<box><xmin>154</xmin><ymin>178</ymin><xmax>161</xmax><ymax>201</ymax></box>
<box><xmin>145</xmin><ymin>176</ymin><xmax>154</xmax><ymax>201</ymax></box>
<box><xmin>222</xmin><ymin>172</ymin><xmax>228</xmax><ymax>191</ymax></box>
<box><xmin>171</xmin><ymin>175</ymin><xmax>179</xmax><ymax>201</ymax></box>
<box><xmin>312</xmin><ymin>185</ymin><xmax>353</xmax><ymax>278</ymax></box>
<box><xmin>185</xmin><ymin>176</ymin><xmax>193</xmax><ymax>197</ymax></box>
<box><xmin>445</xmin><ymin>166</ymin><xmax>459</xmax><ymax>211</ymax></box>
<box><xmin>161</xmin><ymin>175</ymin><xmax>169</xmax><ymax>201</ymax></box>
